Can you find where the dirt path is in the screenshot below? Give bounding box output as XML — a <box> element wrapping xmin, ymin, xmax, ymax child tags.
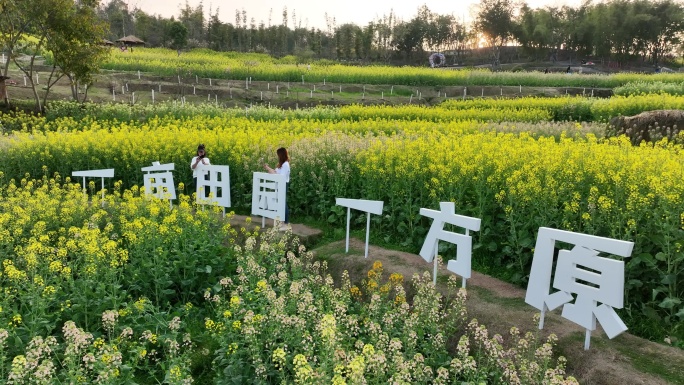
<box><xmin>312</xmin><ymin>238</ymin><xmax>684</xmax><ymax>385</ymax></box>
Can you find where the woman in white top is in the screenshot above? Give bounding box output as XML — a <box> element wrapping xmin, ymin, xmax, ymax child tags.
<box><xmin>264</xmin><ymin>147</ymin><xmax>290</xmax><ymax>228</ymax></box>
<box><xmin>190</xmin><ymin>144</ymin><xmax>211</xmax><ymax>196</ymax></box>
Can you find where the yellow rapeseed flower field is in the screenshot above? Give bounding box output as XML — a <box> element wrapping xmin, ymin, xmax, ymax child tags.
<box><xmin>1</xmin><ymin>101</ymin><xmax>682</xmax><ymax>345</ymax></box>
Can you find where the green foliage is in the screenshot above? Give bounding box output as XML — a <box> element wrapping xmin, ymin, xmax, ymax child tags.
<box><xmin>168</xmin><ymin>21</ymin><xmax>188</xmax><ymax>51</ymax></box>
<box><xmin>614</xmin><ymin>81</ymin><xmax>684</xmax><ymax>96</ymax></box>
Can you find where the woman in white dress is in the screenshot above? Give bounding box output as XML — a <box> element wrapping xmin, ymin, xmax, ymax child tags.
<box><xmin>264</xmin><ymin>147</ymin><xmax>290</xmax><ymax>230</ymax></box>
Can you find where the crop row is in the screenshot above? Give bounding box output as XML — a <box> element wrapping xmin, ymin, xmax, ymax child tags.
<box><xmin>98</xmin><ymin>48</ymin><xmax>684</xmax><ymax>88</ymax></box>
<box><xmin>0</xmin><ymin>94</ymin><xmax>680</xmax><ymax>137</ymax></box>
<box><xmin>0</xmin><ymin>112</ymin><xmax>682</xmax><ymax>343</ymax></box>
<box><xmin>614</xmin><ymin>81</ymin><xmax>684</xmax><ymax>96</ymax></box>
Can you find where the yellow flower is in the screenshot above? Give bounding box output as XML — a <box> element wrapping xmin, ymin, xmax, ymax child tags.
<box><xmin>320</xmin><ymin>314</ymin><xmax>336</xmax><ymax>343</ymax></box>
<box><xmin>48</xmin><ymin>260</ymin><xmax>63</xmax><ymax>273</ymax></box>
<box><xmin>169</xmin><ymin>365</ymin><xmax>182</xmax><ymax>381</ymax></box>
<box><xmin>349</xmin><ymin>286</ymin><xmax>362</xmax><ymax>299</ymax></box>
<box><xmin>272</xmin><ymin>347</ymin><xmax>286</xmax><ymax>369</ymax></box>
<box><xmin>205</xmin><ymin>318</ymin><xmax>216</xmax><ymax>330</ymax></box>
<box><xmin>389</xmin><ymin>273</ymin><xmax>403</xmax><ymax>285</ymax></box>
<box><xmin>42</xmin><ymin>285</ymin><xmax>56</xmax><ymax>297</ymax></box>
<box><xmin>10</xmin><ymin>314</ymin><xmax>22</xmax><ymax>327</ymax></box>
<box><xmin>134</xmin><ymin>297</ymin><xmax>148</xmax><ymax>312</ymax></box>
<box><xmin>93</xmin><ymin>337</ymin><xmax>105</xmax><ymax>349</ymax></box>
<box><xmin>232</xmin><ymin>320</ymin><xmax>241</xmax><ymax>330</ymax></box>
<box><xmin>227</xmin><ymin>342</ymin><xmax>238</xmax><ymax>355</ymax></box>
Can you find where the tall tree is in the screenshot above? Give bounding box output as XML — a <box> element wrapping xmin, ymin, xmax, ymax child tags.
<box><xmin>394</xmin><ymin>18</ymin><xmax>425</xmax><ymax>61</ymax></box>
<box><xmin>637</xmin><ymin>0</ymin><xmax>684</xmax><ymax>67</ymax></box>
<box><xmin>98</xmin><ymin>0</ymin><xmax>133</xmax><ymax>39</ymax></box>
<box><xmin>179</xmin><ymin>0</ymin><xmax>204</xmax><ymax>45</ymax></box>
<box><xmin>47</xmin><ymin>0</ymin><xmax>109</xmax><ymax>104</ymax></box>
<box><xmin>429</xmin><ymin>14</ymin><xmax>457</xmax><ymax>53</ymax></box>
<box><xmin>374</xmin><ymin>11</ymin><xmax>396</xmax><ymax>63</ymax></box>
<box><xmin>515</xmin><ymin>5</ymin><xmax>564</xmax><ymax>60</ymax></box>
<box><xmin>168</xmin><ymin>21</ymin><xmax>188</xmax><ymax>53</ymax></box>
<box><xmin>207</xmin><ymin>10</ymin><xmax>230</xmax><ymax>51</ymax></box>
<box><xmin>0</xmin><ymin>0</ymin><xmax>30</xmax><ymax>105</ymax></box>
<box><xmin>560</xmin><ymin>2</ymin><xmax>594</xmax><ymax>63</ymax></box>
<box><xmin>133</xmin><ymin>11</ymin><xmax>159</xmax><ymax>46</ymax></box>
<box><xmin>359</xmin><ymin>22</ymin><xmax>375</xmax><ymax>61</ymax></box>
<box><xmin>336</xmin><ymin>24</ymin><xmax>360</xmax><ymax>60</ymax></box>
<box><xmin>475</xmin><ymin>0</ymin><xmax>517</xmax><ymax>68</ymax></box>
<box><xmin>444</xmin><ymin>17</ymin><xmax>468</xmax><ymax>64</ymax></box>
<box><xmin>0</xmin><ymin>0</ymin><xmax>107</xmax><ymax>110</ymax></box>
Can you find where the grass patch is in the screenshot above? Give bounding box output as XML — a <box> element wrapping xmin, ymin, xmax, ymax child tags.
<box><xmin>385</xmin><ymin>253</ymin><xmax>410</xmax><ymax>266</ymax></box>
<box><xmin>615</xmin><ymin>342</ymin><xmax>684</xmax><ymax>383</ymax></box>
<box><xmin>556</xmin><ymin>330</ymin><xmax>684</xmax><ymax>384</ymax></box>
<box><xmin>469</xmin><ymin>286</ymin><xmax>529</xmax><ymax>309</ymax></box>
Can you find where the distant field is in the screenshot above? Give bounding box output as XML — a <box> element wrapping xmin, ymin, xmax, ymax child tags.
<box><xmin>94</xmin><ymin>47</ymin><xmax>684</xmax><ymax>88</ymax></box>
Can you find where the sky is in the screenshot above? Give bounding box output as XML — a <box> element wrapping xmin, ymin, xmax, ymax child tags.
<box><xmin>125</xmin><ymin>0</ymin><xmax>584</xmax><ymax>30</ymax></box>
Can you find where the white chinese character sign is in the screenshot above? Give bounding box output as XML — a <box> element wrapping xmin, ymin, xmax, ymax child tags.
<box><xmin>335</xmin><ymin>198</ymin><xmax>384</xmax><ymax>259</ymax></box>
<box><xmin>251</xmin><ymin>172</ymin><xmax>286</xmax><ymax>228</ymax></box>
<box><xmin>141</xmin><ymin>163</ymin><xmax>176</xmax><ymax>208</ymax></box>
<box><xmin>196</xmin><ymin>165</ymin><xmax>231</xmax><ymax>215</ymax></box>
<box><xmin>419</xmin><ymin>202</ymin><xmax>481</xmax><ymax>287</ymax></box>
<box><xmin>525</xmin><ymin>227</ymin><xmax>634</xmax><ymax>350</ymax></box>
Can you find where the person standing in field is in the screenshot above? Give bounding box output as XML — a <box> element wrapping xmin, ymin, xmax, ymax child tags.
<box><xmin>264</xmin><ymin>147</ymin><xmax>291</xmax><ymax>230</ymax></box>
<box><xmin>191</xmin><ymin>144</ymin><xmax>211</xmax><ymax>196</ymax></box>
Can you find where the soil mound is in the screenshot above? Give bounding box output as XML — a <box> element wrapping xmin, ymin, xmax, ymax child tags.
<box><xmin>609</xmin><ymin>110</ymin><xmax>684</xmax><ymax>143</ymax></box>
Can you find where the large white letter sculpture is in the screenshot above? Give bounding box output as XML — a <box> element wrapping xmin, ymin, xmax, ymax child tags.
<box><xmin>141</xmin><ymin>163</ymin><xmax>176</xmax><ymax>208</ymax></box>
<box><xmin>72</xmin><ymin>168</ymin><xmax>115</xmax><ymax>207</ymax></box>
<box><xmin>196</xmin><ymin>165</ymin><xmax>231</xmax><ymax>216</ymax></box>
<box><xmin>525</xmin><ymin>227</ymin><xmax>634</xmax><ymax>350</ymax></box>
<box><xmin>335</xmin><ymin>198</ymin><xmax>384</xmax><ymax>259</ymax></box>
<box><xmin>251</xmin><ymin>172</ymin><xmax>286</xmax><ymax>228</ymax></box>
<box><xmin>419</xmin><ymin>202</ymin><xmax>481</xmax><ymax>287</ymax></box>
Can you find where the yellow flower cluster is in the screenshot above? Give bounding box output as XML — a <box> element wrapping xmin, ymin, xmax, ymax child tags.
<box><xmin>205</xmin><ymin>318</ymin><xmax>225</xmax><ymax>333</ymax></box>
<box><xmin>272</xmin><ymin>347</ymin><xmax>286</xmax><ymax>369</ymax></box>
<box><xmin>254</xmin><ymin>280</ymin><xmax>267</xmax><ymax>293</ymax></box>
<box><xmin>319</xmin><ymin>314</ymin><xmax>337</xmax><ymax>344</ymax></box>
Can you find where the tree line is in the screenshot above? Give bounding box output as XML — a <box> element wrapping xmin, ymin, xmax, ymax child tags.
<box><xmin>99</xmin><ymin>0</ymin><xmax>684</xmax><ymax>67</ymax></box>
